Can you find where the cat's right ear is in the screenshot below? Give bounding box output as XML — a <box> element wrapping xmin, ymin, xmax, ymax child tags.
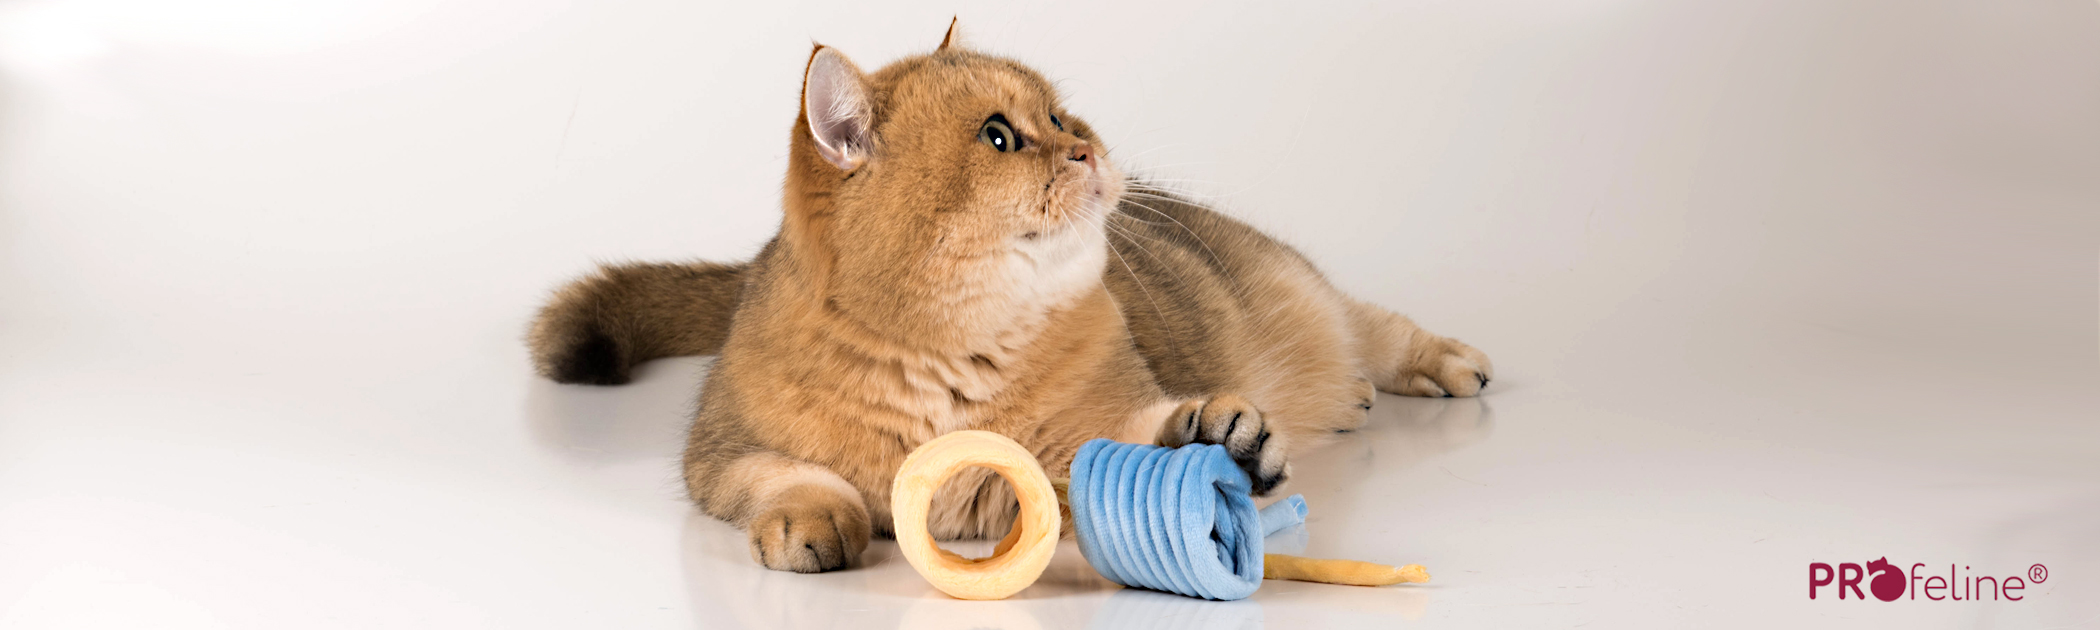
<box><xmin>802</xmin><ymin>45</ymin><xmax>872</xmax><ymax>171</ymax></box>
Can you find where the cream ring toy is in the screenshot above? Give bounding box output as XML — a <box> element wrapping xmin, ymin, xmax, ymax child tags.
<box><xmin>890</xmin><ymin>430</ymin><xmax>1062</xmax><ymax>600</ymax></box>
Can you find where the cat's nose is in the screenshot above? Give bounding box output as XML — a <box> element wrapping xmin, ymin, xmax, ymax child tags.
<box><xmin>1067</xmin><ymin>142</ymin><xmax>1095</xmax><ymax>169</ymax></box>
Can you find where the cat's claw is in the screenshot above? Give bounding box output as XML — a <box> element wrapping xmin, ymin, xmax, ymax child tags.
<box><xmin>1155</xmin><ymin>394</ymin><xmax>1290</xmax><ymax>495</ymax></box>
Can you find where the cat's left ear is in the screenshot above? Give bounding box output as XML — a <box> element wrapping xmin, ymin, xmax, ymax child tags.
<box><xmin>937</xmin><ymin>17</ymin><xmax>965</xmax><ymax>52</ymax></box>
<box><xmin>802</xmin><ymin>45</ymin><xmax>872</xmax><ymax>171</ymax></box>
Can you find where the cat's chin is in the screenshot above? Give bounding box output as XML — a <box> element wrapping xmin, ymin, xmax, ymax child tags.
<box><xmin>1005</xmin><ymin>214</ymin><xmax>1110</xmax><ymax>309</ymax></box>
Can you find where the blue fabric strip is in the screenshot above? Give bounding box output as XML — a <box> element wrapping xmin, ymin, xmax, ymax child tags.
<box><xmin>1259</xmin><ymin>494</ymin><xmax>1308</xmax><ymax>537</ymax></box>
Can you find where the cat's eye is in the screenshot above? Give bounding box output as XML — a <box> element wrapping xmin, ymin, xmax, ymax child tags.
<box><xmin>979</xmin><ymin>114</ymin><xmax>1019</xmax><ymax>152</ymax></box>
<box><xmin>1050</xmin><ymin>114</ymin><xmax>1064</xmax><ymax>132</ymax></box>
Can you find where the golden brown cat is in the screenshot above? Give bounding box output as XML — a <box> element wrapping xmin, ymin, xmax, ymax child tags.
<box><xmin>527</xmin><ymin>25</ymin><xmax>1491</xmax><ymax>573</ymax></box>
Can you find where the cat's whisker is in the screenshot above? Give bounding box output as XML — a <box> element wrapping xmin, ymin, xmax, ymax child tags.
<box><xmin>1107</xmin><ymin>210</ymin><xmax>1172</xmax><ymax>227</ymax></box>
<box><xmin>1104</xmin><ymin>221</ymin><xmax>1171</xmax><ymax>251</ymax></box>
<box><xmin>1123</xmin><ymin>190</ymin><xmax>1239</xmax><ymax>211</ymax></box>
<box><xmin>1115</xmin><ymin>195</ymin><xmax>1263</xmax><ymax>306</ymax></box>
<box><xmin>1117</xmin><ymin>196</ymin><xmax>1225</xmax><ymax>267</ymax></box>
<box><xmin>1101</xmin><ymin>222</ymin><xmax>1221</xmax><ymax>344</ymax></box>
<box><xmin>1105</xmin><ymin>220</ymin><xmax>1172</xmax><ymax>243</ymax></box>
<box><xmin>1124</xmin><ymin>162</ymin><xmax>1220</xmax><ymax>175</ymax></box>
<box><xmin>1130</xmin><ymin>177</ymin><xmax>1233</xmax><ymax>186</ymax></box>
<box><xmin>1123</xmin><ymin>187</ymin><xmax>1236</xmax><ymax>206</ymax></box>
<box><xmin>1111</xmin><ymin>144</ymin><xmax>1185</xmax><ymax>164</ymax></box>
<box><xmin>1105</xmin><ymin>225</ymin><xmax>1196</xmax><ymax>287</ymax></box>
<box><xmin>1127</xmin><ymin>176</ymin><xmax>1241</xmax><ymax>191</ymax></box>
<box><xmin>1099</xmin><ymin>224</ymin><xmax>1183</xmax><ymax>352</ymax></box>
<box><xmin>1127</xmin><ymin>180</ymin><xmax>1249</xmax><ymax>200</ymax></box>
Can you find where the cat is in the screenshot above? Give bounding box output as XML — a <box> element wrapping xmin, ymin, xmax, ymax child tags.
<box><xmin>526</xmin><ymin>23</ymin><xmax>1492</xmax><ymax>573</ymax></box>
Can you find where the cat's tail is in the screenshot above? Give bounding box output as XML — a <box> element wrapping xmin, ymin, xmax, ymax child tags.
<box><xmin>527</xmin><ymin>260</ymin><xmax>748</xmax><ymax>385</ymax></box>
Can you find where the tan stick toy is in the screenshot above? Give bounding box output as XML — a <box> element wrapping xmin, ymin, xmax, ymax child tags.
<box><xmin>1263</xmin><ymin>555</ymin><xmax>1431</xmax><ymax>586</ymax></box>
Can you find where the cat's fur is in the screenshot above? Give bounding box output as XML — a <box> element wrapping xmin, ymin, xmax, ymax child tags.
<box><xmin>527</xmin><ymin>26</ymin><xmax>1492</xmax><ymax>573</ymax></box>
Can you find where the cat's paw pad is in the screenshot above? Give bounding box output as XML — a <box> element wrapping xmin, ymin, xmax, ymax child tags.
<box><xmin>1398</xmin><ymin>337</ymin><xmax>1494</xmax><ymax>398</ymax></box>
<box><xmin>1155</xmin><ymin>394</ymin><xmax>1290</xmax><ymax>495</ymax></box>
<box><xmin>747</xmin><ymin>486</ymin><xmax>871</xmax><ymax>573</ymax></box>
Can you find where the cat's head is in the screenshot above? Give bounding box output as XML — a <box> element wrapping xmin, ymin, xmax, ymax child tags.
<box><xmin>776</xmin><ymin>26</ymin><xmax>1124</xmax><ymax>345</ymax></box>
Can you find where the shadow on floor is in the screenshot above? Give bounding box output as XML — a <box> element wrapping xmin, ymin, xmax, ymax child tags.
<box><xmin>521</xmin><ymin>356</ymin><xmax>710</xmax><ymax>464</ymax></box>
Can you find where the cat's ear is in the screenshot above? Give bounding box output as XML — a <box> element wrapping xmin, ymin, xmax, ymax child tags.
<box><xmin>937</xmin><ymin>17</ymin><xmax>965</xmax><ymax>52</ymax></box>
<box><xmin>801</xmin><ymin>45</ymin><xmax>872</xmax><ymax>171</ymax></box>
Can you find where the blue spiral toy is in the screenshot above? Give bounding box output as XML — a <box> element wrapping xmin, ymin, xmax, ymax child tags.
<box><xmin>1068</xmin><ymin>439</ymin><xmax>1309</xmax><ymax>600</ymax></box>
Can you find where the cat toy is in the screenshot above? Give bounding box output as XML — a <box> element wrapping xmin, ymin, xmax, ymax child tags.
<box><xmin>891</xmin><ymin>430</ymin><xmax>1431</xmax><ymax>600</ymax></box>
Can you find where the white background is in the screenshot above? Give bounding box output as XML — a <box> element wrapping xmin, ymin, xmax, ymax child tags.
<box><xmin>1</xmin><ymin>1</ymin><xmax>2095</xmax><ymax>628</ymax></box>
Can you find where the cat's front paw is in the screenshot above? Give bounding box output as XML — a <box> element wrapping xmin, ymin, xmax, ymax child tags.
<box><xmin>746</xmin><ymin>485</ymin><xmax>871</xmax><ymax>573</ymax></box>
<box><xmin>1154</xmin><ymin>394</ymin><xmax>1290</xmax><ymax>495</ymax></box>
<box><xmin>1396</xmin><ymin>336</ymin><xmax>1494</xmax><ymax>398</ymax></box>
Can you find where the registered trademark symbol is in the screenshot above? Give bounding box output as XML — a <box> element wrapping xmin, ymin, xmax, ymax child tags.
<box><xmin>2029</xmin><ymin>564</ymin><xmax>2049</xmax><ymax>583</ymax></box>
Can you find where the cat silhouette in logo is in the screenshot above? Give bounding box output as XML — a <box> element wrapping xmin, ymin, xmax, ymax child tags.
<box><xmin>1866</xmin><ymin>557</ymin><xmax>1906</xmax><ymax>601</ymax></box>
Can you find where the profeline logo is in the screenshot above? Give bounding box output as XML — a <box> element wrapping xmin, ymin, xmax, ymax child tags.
<box><xmin>1809</xmin><ymin>558</ymin><xmax>2048</xmax><ymax>601</ymax></box>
